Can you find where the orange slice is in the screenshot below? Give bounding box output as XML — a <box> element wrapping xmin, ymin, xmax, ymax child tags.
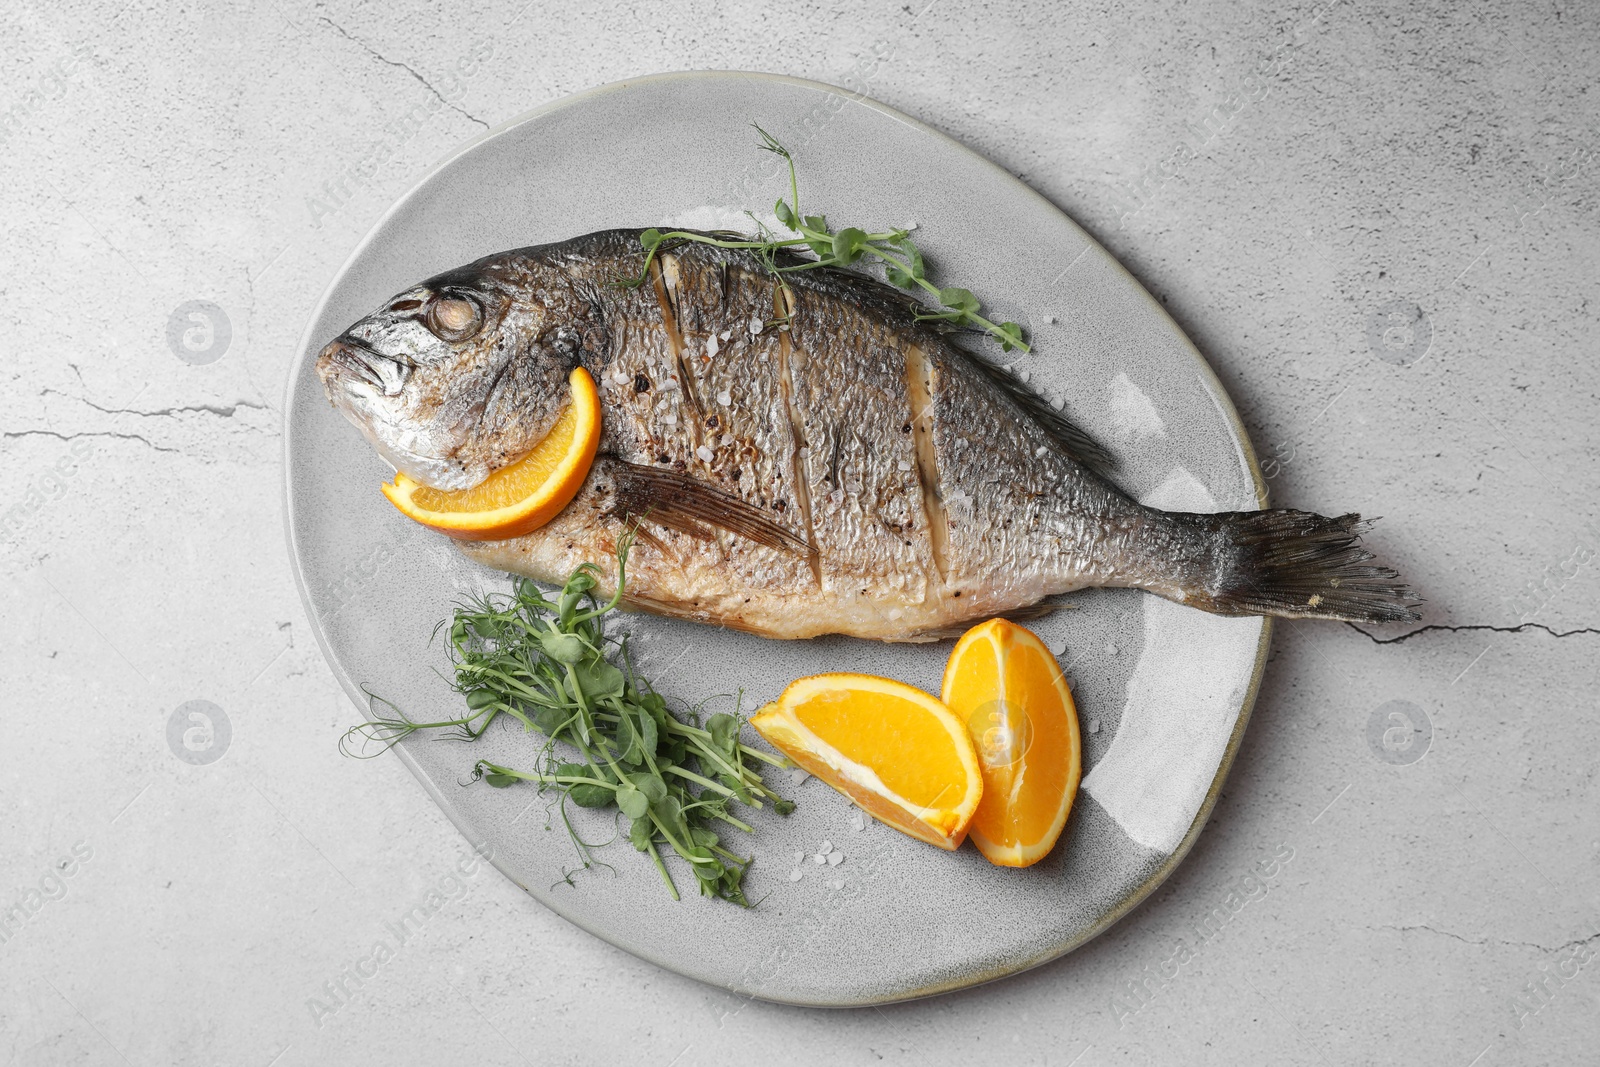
<box><xmin>750</xmin><ymin>673</ymin><xmax>982</xmax><ymax>850</ymax></box>
<box><xmin>381</xmin><ymin>367</ymin><xmax>601</xmax><ymax>541</ymax></box>
<box><xmin>941</xmin><ymin>619</ymin><xmax>1081</xmax><ymax>868</ymax></box>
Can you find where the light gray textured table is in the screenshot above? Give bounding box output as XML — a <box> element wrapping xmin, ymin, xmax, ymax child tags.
<box><xmin>3</xmin><ymin>2</ymin><xmax>1596</xmax><ymax>1064</ymax></box>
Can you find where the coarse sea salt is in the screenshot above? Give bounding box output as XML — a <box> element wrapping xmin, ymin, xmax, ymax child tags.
<box><xmin>696</xmin><ymin>445</ymin><xmax>715</xmax><ymax>462</ymax></box>
<box><xmin>827</xmin><ymin>852</ymin><xmax>843</xmax><ymax>867</ymax></box>
<box><xmin>789</xmin><ymin>869</ymin><xmax>803</xmax><ymax>882</ymax></box>
<box><xmin>716</xmin><ymin>389</ymin><xmax>732</xmax><ymax>406</ymax></box>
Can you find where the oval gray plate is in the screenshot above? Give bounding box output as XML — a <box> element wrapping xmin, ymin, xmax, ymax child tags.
<box><xmin>284</xmin><ymin>71</ymin><xmax>1269</xmax><ymax>1007</ymax></box>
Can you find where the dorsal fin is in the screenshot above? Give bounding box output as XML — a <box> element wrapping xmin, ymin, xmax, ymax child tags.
<box><xmin>963</xmin><ymin>353</ymin><xmax>1115</xmax><ymax>473</ymax></box>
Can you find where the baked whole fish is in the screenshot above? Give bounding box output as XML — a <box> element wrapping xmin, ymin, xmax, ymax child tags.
<box><xmin>316</xmin><ymin>229</ymin><xmax>1420</xmax><ymax>640</ymax></box>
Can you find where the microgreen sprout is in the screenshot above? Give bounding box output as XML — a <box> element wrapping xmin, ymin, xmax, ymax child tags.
<box><xmin>340</xmin><ymin>535</ymin><xmax>793</xmax><ymax>905</ymax></box>
<box><xmin>620</xmin><ymin>126</ymin><xmax>1028</xmax><ymax>352</ymax></box>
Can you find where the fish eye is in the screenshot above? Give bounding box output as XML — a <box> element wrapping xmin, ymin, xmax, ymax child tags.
<box><xmin>426</xmin><ymin>295</ymin><xmax>483</xmax><ymax>342</ymax></box>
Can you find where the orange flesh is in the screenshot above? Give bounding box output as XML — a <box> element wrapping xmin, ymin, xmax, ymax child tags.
<box><xmin>749</xmin><ymin>673</ymin><xmax>983</xmax><ymax>851</ymax></box>
<box><xmin>942</xmin><ymin>619</ymin><xmax>1082</xmax><ymax>867</ymax></box>
<box><xmin>410</xmin><ymin>403</ymin><xmax>579</xmax><ymax>513</ymax></box>
<box><xmin>380</xmin><ymin>367</ymin><xmax>600</xmax><ymax>541</ymax></box>
<box><xmin>792</xmin><ymin>688</ymin><xmax>971</xmax><ymax>811</ymax></box>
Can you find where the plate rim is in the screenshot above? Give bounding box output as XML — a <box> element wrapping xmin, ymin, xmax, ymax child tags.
<box><xmin>281</xmin><ymin>68</ymin><xmax>1272</xmax><ymax>1007</ymax></box>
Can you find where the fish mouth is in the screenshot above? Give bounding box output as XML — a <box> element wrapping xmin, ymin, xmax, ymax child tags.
<box><xmin>316</xmin><ymin>336</ymin><xmax>411</xmax><ymax>397</ymax></box>
<box><xmin>315</xmin><ymin>336</ymin><xmax>478</xmax><ymax>491</ymax></box>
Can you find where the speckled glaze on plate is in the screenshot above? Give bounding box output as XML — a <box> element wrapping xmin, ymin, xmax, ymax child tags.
<box><xmin>283</xmin><ymin>71</ymin><xmax>1270</xmax><ymax>1007</ymax></box>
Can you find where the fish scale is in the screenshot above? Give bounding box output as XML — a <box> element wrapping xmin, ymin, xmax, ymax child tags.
<box><xmin>316</xmin><ymin>229</ymin><xmax>1422</xmax><ymax>639</ymax></box>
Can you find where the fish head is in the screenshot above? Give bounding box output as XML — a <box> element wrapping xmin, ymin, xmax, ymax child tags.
<box><xmin>315</xmin><ymin>255</ymin><xmax>580</xmax><ymax>491</ymax></box>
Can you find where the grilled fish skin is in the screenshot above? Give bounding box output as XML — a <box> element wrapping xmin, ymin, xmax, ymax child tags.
<box><xmin>315</xmin><ymin>229</ymin><xmax>1420</xmax><ymax>640</ymax></box>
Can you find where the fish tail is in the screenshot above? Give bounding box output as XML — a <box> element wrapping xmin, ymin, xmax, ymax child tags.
<box><xmin>1163</xmin><ymin>510</ymin><xmax>1422</xmax><ymax>623</ymax></box>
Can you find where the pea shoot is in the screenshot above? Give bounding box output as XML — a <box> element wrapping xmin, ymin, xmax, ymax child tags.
<box><xmin>342</xmin><ymin>537</ymin><xmax>794</xmax><ymax>905</ymax></box>
<box><xmin>622</xmin><ymin>126</ymin><xmax>1029</xmax><ymax>353</ymax></box>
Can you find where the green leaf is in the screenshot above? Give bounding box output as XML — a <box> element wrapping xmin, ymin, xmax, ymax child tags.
<box><xmin>898</xmin><ymin>237</ymin><xmax>927</xmax><ymax>280</ymax></box>
<box><xmin>615</xmin><ymin>783</ymin><xmax>649</xmax><ymax>819</ymax></box>
<box><xmin>939</xmin><ymin>287</ymin><xmax>979</xmax><ymax>315</ymax></box>
<box><xmin>997</xmin><ymin>321</ymin><xmax>1025</xmax><ymax>352</ymax></box>
<box><xmin>685</xmin><ymin>846</ymin><xmax>725</xmax><ymax>882</ymax></box>
<box><xmin>803</xmin><ymin>214</ymin><xmax>828</xmax><ymax>233</ymax></box>
<box><xmin>483</xmin><ymin>772</ymin><xmax>519</xmax><ymax>788</ymax></box>
<box><xmin>537</xmin><ymin>630</ymin><xmax>586</xmax><ymax>664</ymax></box>
<box><xmin>557</xmin><ymin>763</ymin><xmax>614</xmax><ymax>808</ymax></box>
<box><xmin>831</xmin><ymin>227</ymin><xmax>867</xmax><ymax>265</ymax></box>
<box><xmin>573</xmin><ymin>656</ymin><xmax>624</xmax><ymax>701</ymax></box>
<box><xmin>651</xmin><ymin>794</ymin><xmax>687</xmax><ymax>838</ymax></box>
<box><xmin>628</xmin><ymin>816</ymin><xmax>653</xmax><ymax>850</ymax></box>
<box><xmin>628</xmin><ymin>772</ymin><xmax>668</xmax><ymax>806</ymax></box>
<box><xmin>707</xmin><ymin>713</ymin><xmax>739</xmax><ymax>757</ymax></box>
<box><xmin>464</xmin><ymin>687</ymin><xmax>499</xmax><ymax>711</ymax></box>
<box><xmin>885</xmin><ymin>262</ymin><xmax>913</xmax><ymax>288</ymax></box>
<box><xmin>533</xmin><ymin>704</ymin><xmax>568</xmax><ymax>736</ymax></box>
<box><xmin>513</xmin><ymin>575</ymin><xmax>546</xmax><ymax>600</ymax></box>
<box><xmin>640</xmin><ymin>227</ymin><xmax>663</xmax><ymax>249</ymax></box>
<box><xmin>774</xmin><ymin>198</ymin><xmax>796</xmax><ymax>230</ymax></box>
<box><xmin>633</xmin><ymin>704</ymin><xmax>659</xmax><ymax>759</ymax></box>
<box><xmin>717</xmin><ymin>772</ymin><xmax>754</xmax><ymax>805</ymax></box>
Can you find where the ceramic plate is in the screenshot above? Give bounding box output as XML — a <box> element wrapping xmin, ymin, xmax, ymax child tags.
<box><xmin>284</xmin><ymin>71</ymin><xmax>1269</xmax><ymax>1006</ymax></box>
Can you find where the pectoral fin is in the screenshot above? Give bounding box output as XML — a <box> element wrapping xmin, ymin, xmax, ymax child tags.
<box><xmin>603</xmin><ymin>459</ymin><xmax>814</xmax><ymax>557</ymax></box>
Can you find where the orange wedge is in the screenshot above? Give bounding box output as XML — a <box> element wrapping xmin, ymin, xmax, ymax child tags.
<box><xmin>381</xmin><ymin>367</ymin><xmax>601</xmax><ymax>541</ymax></box>
<box><xmin>750</xmin><ymin>673</ymin><xmax>982</xmax><ymax>850</ymax></box>
<box><xmin>941</xmin><ymin>619</ymin><xmax>1081</xmax><ymax>868</ymax></box>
